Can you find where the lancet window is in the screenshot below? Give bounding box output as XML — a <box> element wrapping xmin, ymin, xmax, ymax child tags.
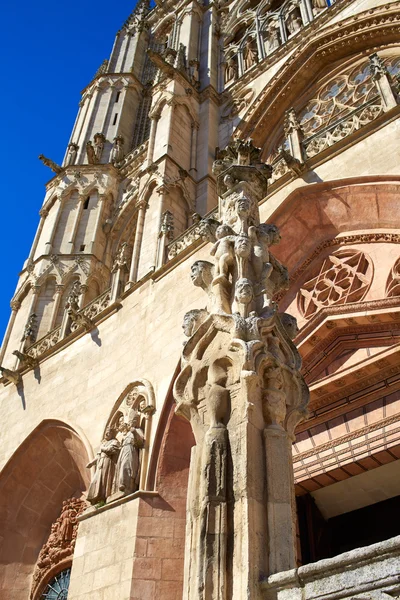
<box><xmin>224</xmin><ymin>0</ymin><xmax>334</xmax><ymax>84</ymax></box>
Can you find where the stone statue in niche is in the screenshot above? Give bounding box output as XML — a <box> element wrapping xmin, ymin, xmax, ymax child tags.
<box><xmin>86</xmin><ymin>426</ymin><xmax>120</xmax><ymax>504</ymax></box>
<box><xmin>66</xmin><ymin>143</ymin><xmax>79</xmax><ymax>166</ymax></box>
<box><xmin>111</xmin><ymin>135</ymin><xmax>125</xmax><ymax>164</ymax></box>
<box><xmin>111</xmin><ymin>412</ymin><xmax>145</xmax><ymax>497</ymax></box>
<box><xmin>286</xmin><ymin>10</ymin><xmax>302</xmax><ymax>35</ymax></box>
<box><xmin>21</xmin><ymin>313</ymin><xmax>37</xmax><ymax>346</ymax></box>
<box><xmin>94</xmin><ymin>132</ymin><xmax>106</xmax><ymax>162</ymax></box>
<box><xmin>312</xmin><ymin>0</ymin><xmax>326</xmax><ymax>14</ymax></box>
<box><xmin>86</xmin><ymin>140</ymin><xmax>97</xmax><ymax>165</ymax></box>
<box><xmin>225</xmin><ymin>58</ymin><xmax>238</xmax><ymax>83</ymax></box>
<box><xmin>243</xmin><ymin>39</ymin><xmax>257</xmax><ymax>70</ymax></box>
<box><xmin>266</xmin><ymin>21</ymin><xmax>280</xmax><ymax>54</ymax></box>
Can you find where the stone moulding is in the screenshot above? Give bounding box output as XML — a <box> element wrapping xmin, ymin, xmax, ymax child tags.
<box><xmin>78</xmin><ymin>490</ymin><xmax>159</xmax><ymax>521</ymax></box>
<box><xmin>261</xmin><ymin>535</ymin><xmax>400</xmax><ymax>600</ymax></box>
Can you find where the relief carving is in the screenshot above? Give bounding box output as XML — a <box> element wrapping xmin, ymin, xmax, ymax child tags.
<box><xmin>30</xmin><ymin>498</ymin><xmax>86</xmax><ymax>599</ymax></box>
<box><xmin>386</xmin><ymin>257</ymin><xmax>400</xmax><ymax>297</ymax></box>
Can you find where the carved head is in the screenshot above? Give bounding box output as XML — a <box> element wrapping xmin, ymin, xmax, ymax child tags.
<box><xmin>223</xmin><ymin>174</ymin><xmax>235</xmax><ymax>190</ymax></box>
<box><xmin>104</xmin><ymin>426</ymin><xmax>116</xmax><ymax>440</ymax></box>
<box><xmin>235</xmin><ymin>278</ymin><xmax>254</xmax><ymax>304</ymax></box>
<box><xmin>234</xmin><ymin>234</ymin><xmax>251</xmax><ymax>258</ymax></box>
<box><xmin>190</xmin><ymin>260</ymin><xmax>214</xmax><ymax>289</ymax></box>
<box><xmin>129</xmin><ymin>410</ymin><xmax>141</xmax><ymax>429</ymax></box>
<box><xmin>279</xmin><ymin>312</ymin><xmax>299</xmax><ymax>340</ymax></box>
<box><xmin>216</xmin><ymin>224</ymin><xmax>234</xmax><ymax>239</ymax></box>
<box><xmin>182</xmin><ymin>308</ymin><xmax>208</xmax><ymax>337</ymax></box>
<box><xmin>235</xmin><ymin>196</ymin><xmax>251</xmax><ymax>217</ymax></box>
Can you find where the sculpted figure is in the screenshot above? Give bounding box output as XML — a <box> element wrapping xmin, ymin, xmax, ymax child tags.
<box><xmin>66</xmin><ymin>143</ymin><xmax>78</xmax><ymax>166</ymax></box>
<box><xmin>207</xmin><ymin>361</ymin><xmax>230</xmax><ymax>428</ymax></box>
<box><xmin>21</xmin><ymin>313</ymin><xmax>37</xmax><ymax>344</ymax></box>
<box><xmin>312</xmin><ymin>0</ymin><xmax>326</xmax><ymax>13</ymax></box>
<box><xmin>59</xmin><ymin>500</ymin><xmax>77</xmax><ymax>542</ymax></box>
<box><xmin>266</xmin><ymin>22</ymin><xmax>280</xmax><ymax>54</ymax></box>
<box><xmin>263</xmin><ymin>364</ymin><xmax>286</xmax><ymax>428</ymax></box>
<box><xmin>225</xmin><ymin>58</ymin><xmax>238</xmax><ymax>83</ymax></box>
<box><xmin>86</xmin><ymin>141</ymin><xmax>97</xmax><ymax>164</ymax></box>
<box><xmin>182</xmin><ymin>308</ymin><xmax>208</xmax><ymax>338</ymax></box>
<box><xmin>111</xmin><ymin>136</ymin><xmax>125</xmax><ymax>164</ymax></box>
<box><xmin>286</xmin><ymin>10</ymin><xmax>302</xmax><ymax>35</ymax></box>
<box><xmin>112</xmin><ymin>414</ymin><xmax>144</xmax><ymax>496</ymax></box>
<box><xmin>244</xmin><ymin>39</ymin><xmax>257</xmax><ymax>70</ymax></box>
<box><xmin>249</xmin><ymin>224</ymin><xmax>280</xmax><ymax>297</ymax></box>
<box><xmin>235</xmin><ymin>277</ymin><xmax>254</xmax><ymax>316</ymax></box>
<box><xmin>190</xmin><ymin>260</ymin><xmax>214</xmax><ymax>292</ymax></box>
<box><xmin>86</xmin><ymin>426</ymin><xmax>120</xmax><ymax>504</ymax></box>
<box><xmin>94</xmin><ymin>133</ymin><xmax>105</xmax><ymax>162</ymax></box>
<box><xmin>210</xmin><ymin>225</ymin><xmax>236</xmax><ymax>280</ymax></box>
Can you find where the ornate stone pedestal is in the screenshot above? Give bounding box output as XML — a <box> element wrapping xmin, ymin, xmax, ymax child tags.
<box><xmin>174</xmin><ymin>141</ymin><xmax>309</xmax><ymax>600</ymax></box>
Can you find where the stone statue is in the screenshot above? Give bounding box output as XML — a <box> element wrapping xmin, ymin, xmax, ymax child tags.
<box><xmin>66</xmin><ymin>143</ymin><xmax>79</xmax><ymax>166</ymax></box>
<box><xmin>93</xmin><ymin>133</ymin><xmax>106</xmax><ymax>162</ymax></box>
<box><xmin>312</xmin><ymin>0</ymin><xmax>327</xmax><ymax>13</ymax></box>
<box><xmin>243</xmin><ymin>39</ymin><xmax>257</xmax><ymax>70</ymax></box>
<box><xmin>86</xmin><ymin>426</ymin><xmax>120</xmax><ymax>504</ymax></box>
<box><xmin>86</xmin><ymin>140</ymin><xmax>97</xmax><ymax>164</ymax></box>
<box><xmin>225</xmin><ymin>58</ymin><xmax>238</xmax><ymax>83</ymax></box>
<box><xmin>65</xmin><ymin>281</ymin><xmax>81</xmax><ymax>313</ymax></box>
<box><xmin>111</xmin><ymin>414</ymin><xmax>144</xmax><ymax>497</ymax></box>
<box><xmin>266</xmin><ymin>21</ymin><xmax>280</xmax><ymax>54</ymax></box>
<box><xmin>21</xmin><ymin>313</ymin><xmax>37</xmax><ymax>344</ymax></box>
<box><xmin>286</xmin><ymin>10</ymin><xmax>302</xmax><ymax>35</ymax></box>
<box><xmin>111</xmin><ymin>136</ymin><xmax>125</xmax><ymax>164</ymax></box>
<box><xmin>210</xmin><ymin>224</ymin><xmax>236</xmax><ymax>280</ymax></box>
<box><xmin>59</xmin><ymin>500</ymin><xmax>77</xmax><ymax>542</ymax></box>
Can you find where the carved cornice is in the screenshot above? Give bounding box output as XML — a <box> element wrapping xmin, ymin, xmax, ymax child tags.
<box><xmin>294</xmin><ymin>412</ymin><xmax>400</xmax><ymax>465</ymax></box>
<box><xmin>297</xmin><ymin>297</ymin><xmax>400</xmax><ymax>349</ymax></box>
<box><xmin>237</xmin><ymin>1</ymin><xmax>400</xmax><ymax>142</ymax></box>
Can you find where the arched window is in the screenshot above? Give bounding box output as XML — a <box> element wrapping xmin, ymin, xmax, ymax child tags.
<box><xmin>41</xmin><ymin>568</ymin><xmax>71</xmax><ymax>599</ymax></box>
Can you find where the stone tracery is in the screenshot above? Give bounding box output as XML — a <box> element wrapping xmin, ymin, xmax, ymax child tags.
<box><xmin>297</xmin><ymin>248</ymin><xmax>373</xmax><ymax>319</ymax></box>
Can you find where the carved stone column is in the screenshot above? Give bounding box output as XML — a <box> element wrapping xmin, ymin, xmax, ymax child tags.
<box><xmin>0</xmin><ymin>300</ymin><xmax>21</xmax><ymax>364</ymax></box>
<box><xmin>49</xmin><ymin>284</ymin><xmax>64</xmax><ymax>330</ymax></box>
<box><xmin>127</xmin><ymin>201</ymin><xmax>147</xmax><ymax>287</ymax></box>
<box><xmin>28</xmin><ymin>207</ymin><xmax>48</xmax><ymax>263</ymax></box>
<box><xmin>174</xmin><ymin>141</ymin><xmax>309</xmax><ymax>600</ymax></box>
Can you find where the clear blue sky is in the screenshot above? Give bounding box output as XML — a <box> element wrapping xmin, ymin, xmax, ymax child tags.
<box><xmin>0</xmin><ymin>0</ymin><xmax>136</xmax><ymax>344</ymax></box>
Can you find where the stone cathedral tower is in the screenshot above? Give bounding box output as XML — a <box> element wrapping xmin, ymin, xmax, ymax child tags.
<box><xmin>2</xmin><ymin>0</ymin><xmax>400</xmax><ymax>598</ymax></box>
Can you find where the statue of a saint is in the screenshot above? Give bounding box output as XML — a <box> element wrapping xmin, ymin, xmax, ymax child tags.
<box><xmin>59</xmin><ymin>500</ymin><xmax>77</xmax><ymax>542</ymax></box>
<box><xmin>66</xmin><ymin>143</ymin><xmax>78</xmax><ymax>166</ymax></box>
<box><xmin>86</xmin><ymin>427</ymin><xmax>120</xmax><ymax>504</ymax></box>
<box><xmin>243</xmin><ymin>39</ymin><xmax>257</xmax><ymax>70</ymax></box>
<box><xmin>266</xmin><ymin>22</ymin><xmax>280</xmax><ymax>54</ymax></box>
<box><xmin>86</xmin><ymin>141</ymin><xmax>97</xmax><ymax>165</ymax></box>
<box><xmin>112</xmin><ymin>415</ymin><xmax>144</xmax><ymax>496</ymax></box>
<box><xmin>111</xmin><ymin>136</ymin><xmax>125</xmax><ymax>164</ymax></box>
<box><xmin>225</xmin><ymin>58</ymin><xmax>238</xmax><ymax>83</ymax></box>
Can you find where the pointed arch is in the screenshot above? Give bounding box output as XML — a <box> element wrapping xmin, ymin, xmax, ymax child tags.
<box><xmin>0</xmin><ymin>420</ymin><xmax>91</xmax><ymax>600</ymax></box>
<box><xmin>237</xmin><ymin>3</ymin><xmax>400</xmax><ymax>144</ymax></box>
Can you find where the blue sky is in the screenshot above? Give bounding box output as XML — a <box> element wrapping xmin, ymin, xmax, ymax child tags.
<box><xmin>0</xmin><ymin>0</ymin><xmax>136</xmax><ymax>343</ymax></box>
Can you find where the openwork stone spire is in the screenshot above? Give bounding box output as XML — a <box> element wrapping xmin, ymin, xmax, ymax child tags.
<box><xmin>174</xmin><ymin>141</ymin><xmax>309</xmax><ymax>600</ymax></box>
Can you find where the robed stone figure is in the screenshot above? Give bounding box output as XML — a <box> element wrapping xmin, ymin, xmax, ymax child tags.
<box><xmin>86</xmin><ymin>427</ymin><xmax>120</xmax><ymax>504</ymax></box>
<box><xmin>112</xmin><ymin>417</ymin><xmax>144</xmax><ymax>495</ymax></box>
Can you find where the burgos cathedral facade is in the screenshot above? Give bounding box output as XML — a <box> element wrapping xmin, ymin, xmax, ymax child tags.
<box><xmin>1</xmin><ymin>0</ymin><xmax>400</xmax><ymax>598</ymax></box>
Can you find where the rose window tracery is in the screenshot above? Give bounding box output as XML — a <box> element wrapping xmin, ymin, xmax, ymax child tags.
<box><xmin>386</xmin><ymin>257</ymin><xmax>400</xmax><ymax>298</ymax></box>
<box><xmin>298</xmin><ymin>249</ymin><xmax>373</xmax><ymax>319</ymax></box>
<box><xmin>266</xmin><ymin>55</ymin><xmax>400</xmax><ymax>166</ymax></box>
